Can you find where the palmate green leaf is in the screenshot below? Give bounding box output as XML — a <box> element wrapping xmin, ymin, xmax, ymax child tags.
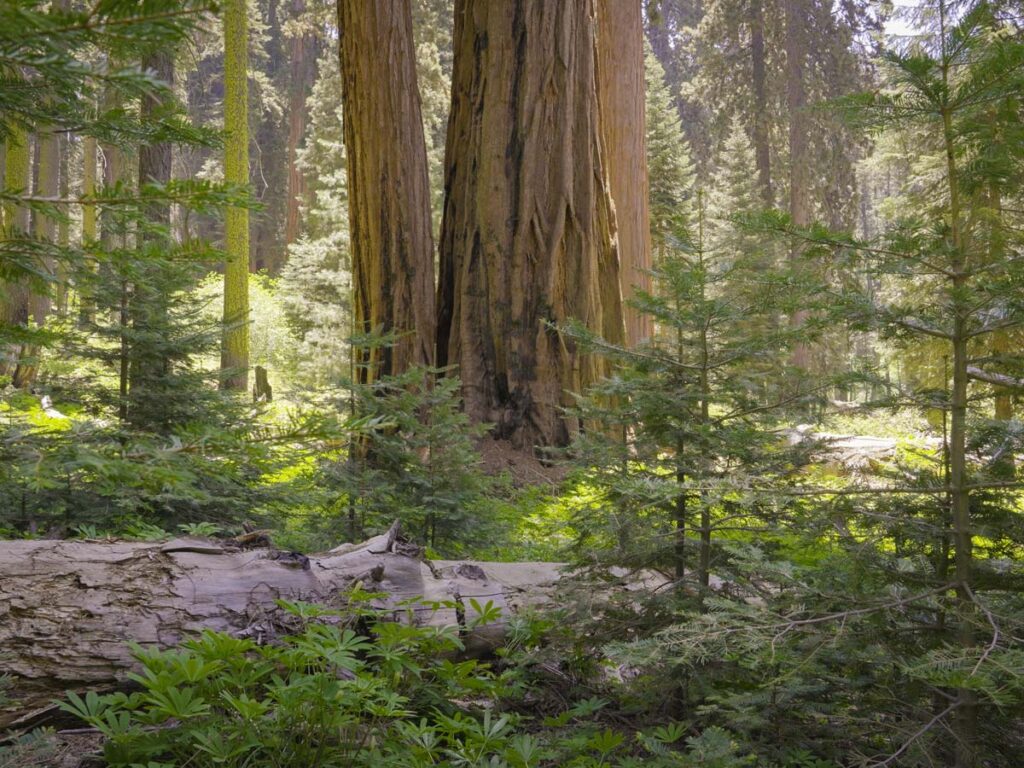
<box><xmin>650</xmin><ymin>721</ymin><xmax>687</xmax><ymax>745</ymax></box>
<box><xmin>468</xmin><ymin>598</ymin><xmax>503</xmax><ymax>628</ymax></box>
<box><xmin>55</xmin><ymin>689</ymin><xmax>110</xmax><ymax>724</ymax></box>
<box><xmin>141</xmin><ymin>686</ymin><xmax>210</xmax><ymax>720</ymax></box>
<box><xmin>221</xmin><ymin>691</ymin><xmax>271</xmax><ymax>721</ymax></box>
<box><xmin>587</xmin><ymin>728</ymin><xmax>624</xmax><ymax>756</ymax></box>
<box><xmin>190</xmin><ymin>727</ymin><xmax>259</xmax><ymax>763</ymax></box>
<box><xmin>506</xmin><ymin>733</ymin><xmax>545</xmax><ymax>767</ymax></box>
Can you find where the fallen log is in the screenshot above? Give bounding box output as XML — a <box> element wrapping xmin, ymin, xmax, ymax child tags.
<box><xmin>0</xmin><ymin>526</ymin><xmax>566</xmax><ymax>731</ymax></box>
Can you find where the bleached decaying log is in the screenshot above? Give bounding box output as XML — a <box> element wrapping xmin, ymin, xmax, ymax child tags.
<box><xmin>0</xmin><ymin>527</ymin><xmax>566</xmax><ymax>730</ymax></box>
<box><xmin>967</xmin><ymin>365</ymin><xmax>1024</xmax><ymax>391</ymax></box>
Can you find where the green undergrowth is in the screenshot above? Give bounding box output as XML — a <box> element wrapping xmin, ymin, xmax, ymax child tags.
<box><xmin>32</xmin><ymin>593</ymin><xmax>755</xmax><ymax>768</ymax></box>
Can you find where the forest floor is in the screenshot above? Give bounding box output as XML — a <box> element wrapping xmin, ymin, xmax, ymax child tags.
<box><xmin>476</xmin><ymin>437</ymin><xmax>569</xmax><ymax>486</ymax></box>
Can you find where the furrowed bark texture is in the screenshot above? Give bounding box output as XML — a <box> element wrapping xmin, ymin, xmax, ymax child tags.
<box><xmin>436</xmin><ymin>0</ymin><xmax>623</xmax><ymax>449</ymax></box>
<box><xmin>0</xmin><ymin>532</ymin><xmax>564</xmax><ymax>730</ymax></box>
<box><xmin>221</xmin><ymin>0</ymin><xmax>251</xmax><ymax>391</ymax></box>
<box><xmin>596</xmin><ymin>0</ymin><xmax>651</xmax><ymax>347</ymax></box>
<box><xmin>338</xmin><ymin>0</ymin><xmax>436</xmax><ymax>382</ymax></box>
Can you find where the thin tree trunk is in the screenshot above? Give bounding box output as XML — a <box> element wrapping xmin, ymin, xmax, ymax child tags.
<box><xmin>56</xmin><ymin>134</ymin><xmax>70</xmax><ymax>314</ymax></box>
<box><xmin>221</xmin><ymin>0</ymin><xmax>251</xmax><ymax>391</ymax></box>
<box><xmin>950</xmin><ymin>316</ymin><xmax>975</xmax><ymax>768</ymax></box>
<box><xmin>78</xmin><ymin>133</ymin><xmax>98</xmax><ymax>325</ymax></box>
<box><xmin>696</xmin><ymin>193</ymin><xmax>711</xmax><ymax>602</ymax></box>
<box><xmin>674</xmin><ymin>261</ymin><xmax>687</xmax><ymax>582</ymax></box>
<box><xmin>750</xmin><ymin>0</ymin><xmax>772</xmax><ymax>207</ymax></box>
<box><xmin>2</xmin><ymin>128</ymin><xmax>33</xmax><ymax>382</ymax></box>
<box><xmin>596</xmin><ymin>0</ymin><xmax>651</xmax><ymax>347</ymax></box>
<box><xmin>437</xmin><ymin>0</ymin><xmax>624</xmax><ymax>449</ymax></box>
<box><xmin>284</xmin><ymin>0</ymin><xmax>316</xmax><ymax>248</ymax></box>
<box><xmin>988</xmin><ymin>182</ymin><xmax>1013</xmax><ymax>451</ymax></box>
<box><xmin>785</xmin><ymin>0</ymin><xmax>811</xmax><ymax>369</ymax></box>
<box><xmin>11</xmin><ymin>126</ymin><xmax>59</xmax><ymax>387</ymax></box>
<box><xmin>674</xmin><ymin>457</ymin><xmax>687</xmax><ymax>580</ymax></box>
<box><xmin>100</xmin><ymin>71</ymin><xmax>123</xmax><ymax>255</ymax></box>
<box><xmin>118</xmin><ymin>279</ymin><xmax>129</xmax><ymax>423</ymax></box>
<box><xmin>940</xmin><ymin>32</ymin><xmax>976</xmax><ymax>755</ymax></box>
<box><xmin>337</xmin><ymin>0</ymin><xmax>436</xmax><ymax>383</ymax></box>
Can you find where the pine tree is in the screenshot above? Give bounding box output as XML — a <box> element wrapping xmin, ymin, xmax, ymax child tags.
<box><xmin>278</xmin><ymin>48</ymin><xmax>351</xmax><ymax>386</ymax></box>
<box><xmin>645</xmin><ymin>42</ymin><xmax>696</xmax><ymax>254</ymax></box>
<box><xmin>700</xmin><ymin>5</ymin><xmax>1024</xmax><ymax>762</ymax></box>
<box><xmin>566</xmin><ymin>185</ymin><xmax>822</xmax><ymax>596</ymax></box>
<box><xmin>848</xmin><ymin>6</ymin><xmax>1024</xmax><ymax>762</ymax></box>
<box><xmin>705</xmin><ymin>119</ymin><xmax>766</xmax><ymax>264</ymax></box>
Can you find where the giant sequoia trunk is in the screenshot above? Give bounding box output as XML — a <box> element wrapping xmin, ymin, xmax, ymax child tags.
<box><xmin>0</xmin><ymin>529</ymin><xmax>565</xmax><ymax>730</ymax></box>
<box><xmin>338</xmin><ymin>0</ymin><xmax>436</xmax><ymax>382</ymax></box>
<box><xmin>596</xmin><ymin>0</ymin><xmax>651</xmax><ymax>348</ymax></box>
<box><xmin>436</xmin><ymin>0</ymin><xmax>624</xmax><ymax>449</ymax></box>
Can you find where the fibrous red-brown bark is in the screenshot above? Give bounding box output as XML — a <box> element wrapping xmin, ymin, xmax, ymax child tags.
<box><xmin>0</xmin><ymin>530</ymin><xmax>564</xmax><ymax>730</ymax></box>
<box><xmin>436</xmin><ymin>0</ymin><xmax>624</xmax><ymax>450</ymax></box>
<box><xmin>338</xmin><ymin>0</ymin><xmax>436</xmax><ymax>382</ymax></box>
<box><xmin>596</xmin><ymin>0</ymin><xmax>651</xmax><ymax>347</ymax></box>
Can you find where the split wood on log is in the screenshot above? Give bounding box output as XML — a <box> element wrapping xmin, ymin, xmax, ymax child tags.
<box><xmin>0</xmin><ymin>526</ymin><xmax>565</xmax><ymax>731</ymax></box>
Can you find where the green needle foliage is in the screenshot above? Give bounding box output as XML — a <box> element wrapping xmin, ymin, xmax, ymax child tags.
<box><xmin>302</xmin><ymin>337</ymin><xmax>498</xmax><ymax>555</ymax></box>
<box><xmin>565</xmin><ymin>165</ymin><xmax>827</xmax><ymax>594</ymax></box>
<box><xmin>0</xmin><ymin>0</ymin><xmax>363</xmax><ymax>537</ymax></box>
<box><xmin>556</xmin><ymin>3</ymin><xmax>1024</xmax><ymax>766</ymax></box>
<box><xmin>41</xmin><ymin>594</ymin><xmax>750</xmax><ymax>768</ymax></box>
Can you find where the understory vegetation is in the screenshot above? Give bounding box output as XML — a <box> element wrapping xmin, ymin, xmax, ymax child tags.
<box><xmin>2</xmin><ymin>0</ymin><xmax>1024</xmax><ymax>766</ymax></box>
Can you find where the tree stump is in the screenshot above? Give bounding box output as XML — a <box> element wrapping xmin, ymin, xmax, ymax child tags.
<box><xmin>252</xmin><ymin>365</ymin><xmax>272</xmax><ymax>402</ymax></box>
